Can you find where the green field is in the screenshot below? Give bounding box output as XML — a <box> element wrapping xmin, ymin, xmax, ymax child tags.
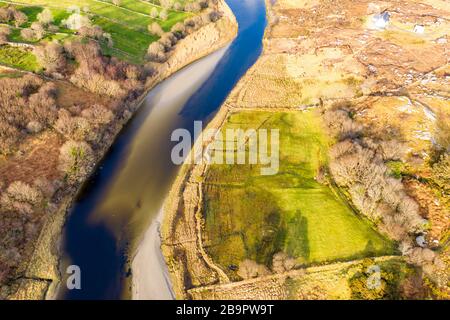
<box><xmin>0</xmin><ymin>45</ymin><xmax>40</xmax><ymax>71</ymax></box>
<box><xmin>0</xmin><ymin>0</ymin><xmax>194</xmax><ymax>63</ymax></box>
<box><xmin>203</xmin><ymin>111</ymin><xmax>395</xmax><ymax>279</ymax></box>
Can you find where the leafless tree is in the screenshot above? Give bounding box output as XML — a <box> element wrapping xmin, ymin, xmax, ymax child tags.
<box><xmin>34</xmin><ymin>41</ymin><xmax>67</xmax><ymax>74</ymax></box>
<box><xmin>272</xmin><ymin>252</ymin><xmax>296</xmax><ymax>273</ymax></box>
<box><xmin>58</xmin><ymin>140</ymin><xmax>94</xmax><ymax>183</ymax></box>
<box><xmin>237</xmin><ymin>259</ymin><xmax>271</xmax><ymax>279</ymax></box>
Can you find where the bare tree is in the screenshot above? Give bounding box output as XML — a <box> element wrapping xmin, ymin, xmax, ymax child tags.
<box><xmin>1</xmin><ymin>181</ymin><xmax>42</xmax><ymax>215</ymax></box>
<box><xmin>34</xmin><ymin>41</ymin><xmax>67</xmax><ymax>74</ymax></box>
<box><xmin>237</xmin><ymin>259</ymin><xmax>271</xmax><ymax>279</ymax></box>
<box><xmin>272</xmin><ymin>252</ymin><xmax>296</xmax><ymax>273</ymax></box>
<box><xmin>37</xmin><ymin>8</ymin><xmax>54</xmax><ymax>26</ymax></box>
<box><xmin>58</xmin><ymin>140</ymin><xmax>94</xmax><ymax>183</ymax></box>
<box><xmin>150</xmin><ymin>7</ymin><xmax>159</xmax><ymax>18</ymax></box>
<box><xmin>159</xmin><ymin>9</ymin><xmax>168</xmax><ymax>21</ymax></box>
<box><xmin>147</xmin><ymin>41</ymin><xmax>166</xmax><ymax>62</ymax></box>
<box><xmin>148</xmin><ymin>22</ymin><xmax>164</xmax><ymax>37</ymax></box>
<box><xmin>0</xmin><ymin>25</ymin><xmax>10</xmax><ymax>45</ymax></box>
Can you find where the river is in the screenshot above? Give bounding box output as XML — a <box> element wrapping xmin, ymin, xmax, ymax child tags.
<box><xmin>59</xmin><ymin>0</ymin><xmax>267</xmax><ymax>300</ymax></box>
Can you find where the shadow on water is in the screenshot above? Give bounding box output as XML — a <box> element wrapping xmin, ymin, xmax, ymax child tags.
<box><xmin>60</xmin><ymin>0</ymin><xmax>267</xmax><ymax>300</ymax></box>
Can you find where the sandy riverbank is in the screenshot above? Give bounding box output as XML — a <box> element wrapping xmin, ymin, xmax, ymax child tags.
<box><xmin>131</xmin><ymin>44</ymin><xmax>232</xmax><ymax>300</ymax></box>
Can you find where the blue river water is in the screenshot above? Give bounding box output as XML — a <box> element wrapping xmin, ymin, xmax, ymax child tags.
<box><xmin>60</xmin><ymin>0</ymin><xmax>267</xmax><ymax>299</ymax></box>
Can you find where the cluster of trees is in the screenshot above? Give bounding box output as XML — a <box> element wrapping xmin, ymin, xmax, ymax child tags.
<box><xmin>147</xmin><ymin>8</ymin><xmax>222</xmax><ymax>62</ymax></box>
<box><xmin>324</xmin><ymin>104</ymin><xmax>426</xmax><ymax>242</ymax></box>
<box><xmin>237</xmin><ymin>252</ymin><xmax>296</xmax><ymax>280</ymax></box>
<box><xmin>0</xmin><ymin>75</ymin><xmax>57</xmax><ymax>154</ymax></box>
<box><xmin>149</xmin><ymin>7</ymin><xmax>168</xmax><ymax>20</ymax></box>
<box><xmin>157</xmin><ymin>0</ymin><xmax>212</xmax><ymax>12</ymax></box>
<box><xmin>324</xmin><ymin>101</ymin><xmax>447</xmax><ymax>286</ymax></box>
<box><xmin>20</xmin><ymin>8</ymin><xmax>57</xmax><ymax>41</ymax></box>
<box><xmin>78</xmin><ymin>25</ymin><xmax>114</xmax><ymax>48</ymax></box>
<box><xmin>237</xmin><ymin>259</ymin><xmax>270</xmax><ymax>280</ymax></box>
<box><xmin>0</xmin><ymin>6</ymin><xmax>28</xmax><ymax>27</ymax></box>
<box><xmin>34</xmin><ymin>41</ymin><xmax>67</xmax><ymax>75</ymax></box>
<box><xmin>66</xmin><ymin>40</ymin><xmax>146</xmax><ymax>99</ymax></box>
<box><xmin>0</xmin><ymin>178</ymin><xmax>57</xmax><ymax>291</ymax></box>
<box><xmin>20</xmin><ymin>22</ymin><xmax>46</xmax><ymax>41</ymax></box>
<box><xmin>55</xmin><ymin>105</ymin><xmax>113</xmax><ymax>145</ymax></box>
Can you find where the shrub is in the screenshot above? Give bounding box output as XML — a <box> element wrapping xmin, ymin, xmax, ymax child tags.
<box><xmin>80</xmin><ymin>104</ymin><xmax>113</xmax><ymax>126</ymax></box>
<box><xmin>30</xmin><ymin>22</ymin><xmax>45</xmax><ymax>40</ymax></box>
<box><xmin>58</xmin><ymin>140</ymin><xmax>94</xmax><ymax>183</ymax></box>
<box><xmin>37</xmin><ymin>8</ymin><xmax>54</xmax><ymax>26</ymax></box>
<box><xmin>324</xmin><ymin>103</ymin><xmax>424</xmax><ymax>242</ymax></box>
<box><xmin>171</xmin><ymin>22</ymin><xmax>186</xmax><ymax>39</ymax></box>
<box><xmin>0</xmin><ymin>6</ymin><xmax>27</xmax><ymax>27</ymax></box>
<box><xmin>66</xmin><ymin>40</ymin><xmax>140</xmax><ymax>98</ymax></box>
<box><xmin>160</xmin><ymin>0</ymin><xmax>173</xmax><ymax>9</ymax></box>
<box><xmin>0</xmin><ymin>25</ymin><xmax>10</xmax><ymax>45</ymax></box>
<box><xmin>148</xmin><ymin>22</ymin><xmax>164</xmax><ymax>37</ymax></box>
<box><xmin>272</xmin><ymin>252</ymin><xmax>296</xmax><ymax>273</ymax></box>
<box><xmin>237</xmin><ymin>259</ymin><xmax>271</xmax><ymax>280</ymax></box>
<box><xmin>13</xmin><ymin>10</ymin><xmax>27</xmax><ymax>27</ymax></box>
<box><xmin>159</xmin><ymin>9</ymin><xmax>168</xmax><ymax>21</ymax></box>
<box><xmin>55</xmin><ymin>109</ymin><xmax>92</xmax><ymax>141</ymax></box>
<box><xmin>432</xmin><ymin>154</ymin><xmax>449</xmax><ymax>194</ymax></box>
<box><xmin>1</xmin><ymin>181</ymin><xmax>42</xmax><ymax>214</ymax></box>
<box><xmin>34</xmin><ymin>41</ymin><xmax>67</xmax><ymax>74</ymax></box>
<box><xmin>20</xmin><ymin>28</ymin><xmax>36</xmax><ymax>41</ymax></box>
<box><xmin>0</xmin><ymin>75</ymin><xmax>57</xmax><ymax>154</ymax></box>
<box><xmin>147</xmin><ymin>41</ymin><xmax>166</xmax><ymax>62</ymax></box>
<box><xmin>62</xmin><ymin>13</ymin><xmax>91</xmax><ymax>30</ymax></box>
<box><xmin>150</xmin><ymin>7</ymin><xmax>159</xmax><ymax>18</ymax></box>
<box><xmin>379</xmin><ymin>140</ymin><xmax>408</xmax><ymax>161</ymax></box>
<box><xmin>185</xmin><ymin>3</ymin><xmax>201</xmax><ymax>12</ymax></box>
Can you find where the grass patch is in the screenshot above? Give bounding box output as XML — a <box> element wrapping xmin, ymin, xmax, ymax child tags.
<box><xmin>0</xmin><ymin>45</ymin><xmax>40</xmax><ymax>72</ymax></box>
<box><xmin>203</xmin><ymin>111</ymin><xmax>395</xmax><ymax>279</ymax></box>
<box><xmin>1</xmin><ymin>0</ymin><xmax>194</xmax><ymax>62</ymax></box>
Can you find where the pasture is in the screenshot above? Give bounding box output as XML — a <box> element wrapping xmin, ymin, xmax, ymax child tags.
<box><xmin>202</xmin><ymin>111</ymin><xmax>395</xmax><ymax>279</ymax></box>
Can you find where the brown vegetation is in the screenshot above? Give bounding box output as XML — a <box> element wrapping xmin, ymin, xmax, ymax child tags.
<box><xmin>324</xmin><ymin>100</ymin><xmax>447</xmax><ymax>292</ymax></box>
<box><xmin>66</xmin><ymin>40</ymin><xmax>145</xmax><ymax>99</ymax></box>
<box><xmin>0</xmin><ymin>6</ymin><xmax>27</xmax><ymax>27</ymax></box>
<box><xmin>146</xmin><ymin>7</ymin><xmax>222</xmax><ymax>63</ymax></box>
<box><xmin>34</xmin><ymin>42</ymin><xmax>67</xmax><ymax>75</ymax></box>
<box><xmin>0</xmin><ymin>26</ymin><xmax>10</xmax><ymax>45</ymax></box>
<box><xmin>0</xmin><ymin>75</ymin><xmax>57</xmax><ymax>154</ymax></box>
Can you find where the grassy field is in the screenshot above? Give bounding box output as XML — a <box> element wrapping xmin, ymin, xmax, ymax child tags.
<box><xmin>203</xmin><ymin>111</ymin><xmax>395</xmax><ymax>279</ymax></box>
<box><xmin>0</xmin><ymin>45</ymin><xmax>41</xmax><ymax>71</ymax></box>
<box><xmin>0</xmin><ymin>0</ymin><xmax>194</xmax><ymax>63</ymax></box>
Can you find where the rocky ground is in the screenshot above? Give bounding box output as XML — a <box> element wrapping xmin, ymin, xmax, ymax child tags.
<box><xmin>162</xmin><ymin>0</ymin><xmax>449</xmax><ymax>299</ymax></box>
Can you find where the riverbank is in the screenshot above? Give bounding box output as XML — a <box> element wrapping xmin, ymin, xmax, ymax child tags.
<box><xmin>130</xmin><ymin>44</ymin><xmax>232</xmax><ymax>300</ymax></box>
<box><xmin>159</xmin><ymin>0</ymin><xmax>272</xmax><ymax>300</ymax></box>
<box><xmin>8</xmin><ymin>0</ymin><xmax>238</xmax><ymax>300</ymax></box>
